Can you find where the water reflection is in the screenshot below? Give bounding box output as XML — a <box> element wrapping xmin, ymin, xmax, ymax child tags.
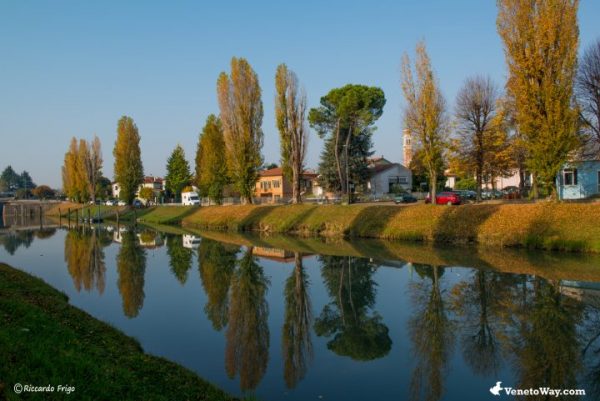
<box><xmin>282</xmin><ymin>252</ymin><xmax>313</xmax><ymax>388</ymax></box>
<box><xmin>225</xmin><ymin>247</ymin><xmax>270</xmax><ymax>390</ymax></box>
<box><xmin>64</xmin><ymin>227</ymin><xmax>111</xmax><ymax>294</ymax></box>
<box><xmin>117</xmin><ymin>230</ymin><xmax>147</xmax><ymax>318</ymax></box>
<box><xmin>314</xmin><ymin>256</ymin><xmax>392</xmax><ymax>361</ymax></box>
<box><xmin>166</xmin><ymin>234</ymin><xmax>193</xmax><ymax>285</ymax></box>
<box><xmin>4</xmin><ymin>226</ymin><xmax>600</xmax><ymax>400</ymax></box>
<box><xmin>198</xmin><ymin>238</ymin><xmax>238</xmax><ymax>331</ymax></box>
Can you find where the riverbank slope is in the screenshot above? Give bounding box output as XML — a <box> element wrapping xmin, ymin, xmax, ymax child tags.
<box><xmin>0</xmin><ymin>263</ymin><xmax>236</xmax><ymax>401</ymax></box>
<box><xmin>181</xmin><ymin>203</ymin><xmax>600</xmax><ymax>253</ymax></box>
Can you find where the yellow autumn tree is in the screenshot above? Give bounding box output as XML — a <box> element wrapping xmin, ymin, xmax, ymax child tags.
<box><xmin>401</xmin><ymin>41</ymin><xmax>449</xmax><ymax>199</ymax></box>
<box><xmin>217</xmin><ymin>57</ymin><xmax>264</xmax><ymax>204</ymax></box>
<box><xmin>497</xmin><ymin>0</ymin><xmax>580</xmax><ymax>197</ymax></box>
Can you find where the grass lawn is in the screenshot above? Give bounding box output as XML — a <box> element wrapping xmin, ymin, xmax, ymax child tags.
<box><xmin>0</xmin><ymin>263</ymin><xmax>236</xmax><ymax>401</ymax></box>
<box><xmin>182</xmin><ymin>202</ymin><xmax>600</xmax><ymax>253</ymax></box>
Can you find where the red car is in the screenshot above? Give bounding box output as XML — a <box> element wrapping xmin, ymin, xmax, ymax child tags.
<box><xmin>424</xmin><ymin>192</ymin><xmax>462</xmax><ymax>205</ymax></box>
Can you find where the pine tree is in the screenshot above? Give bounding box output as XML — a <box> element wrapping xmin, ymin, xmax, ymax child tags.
<box><xmin>309</xmin><ymin>84</ymin><xmax>385</xmax><ymax>199</ymax></box>
<box><xmin>217</xmin><ymin>57</ymin><xmax>264</xmax><ymax>204</ymax></box>
<box><xmin>113</xmin><ymin>116</ymin><xmax>144</xmax><ymax>204</ymax></box>
<box><xmin>165</xmin><ymin>144</ymin><xmax>191</xmax><ymax>201</ymax></box>
<box><xmin>196</xmin><ymin>115</ymin><xmax>228</xmax><ymax>204</ymax></box>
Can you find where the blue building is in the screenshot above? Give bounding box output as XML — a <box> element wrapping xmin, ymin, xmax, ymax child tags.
<box><xmin>557</xmin><ymin>145</ymin><xmax>600</xmax><ymax>200</ymax></box>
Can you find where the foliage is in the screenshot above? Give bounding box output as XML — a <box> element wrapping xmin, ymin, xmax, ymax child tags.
<box><xmin>14</xmin><ymin>188</ymin><xmax>31</xmax><ymax>199</ymax></box>
<box><xmin>32</xmin><ymin>185</ymin><xmax>55</xmax><ymax>199</ymax></box>
<box><xmin>314</xmin><ymin>255</ymin><xmax>391</xmax><ymax>361</ymax></box>
<box><xmin>138</xmin><ymin>187</ymin><xmax>155</xmax><ymax>202</ymax></box>
<box><xmin>282</xmin><ymin>253</ymin><xmax>313</xmax><ymax>388</ymax></box>
<box><xmin>225</xmin><ymin>248</ymin><xmax>270</xmax><ymax>390</ymax></box>
<box><xmin>198</xmin><ymin>239</ymin><xmax>239</xmax><ymax>331</ymax></box>
<box><xmin>116</xmin><ymin>230</ymin><xmax>147</xmax><ymax>318</ymax></box>
<box><xmin>497</xmin><ymin>0</ymin><xmax>580</xmax><ymax>197</ymax></box>
<box><xmin>165</xmin><ymin>144</ymin><xmax>192</xmax><ymax>201</ymax></box>
<box><xmin>196</xmin><ymin>115</ymin><xmax>228</xmax><ymax>204</ymax></box>
<box><xmin>309</xmin><ymin>84</ymin><xmax>385</xmax><ymax>197</ymax></box>
<box><xmin>453</xmin><ymin>177</ymin><xmax>477</xmax><ymax>191</ymax></box>
<box><xmin>113</xmin><ymin>116</ymin><xmax>144</xmax><ymax>204</ymax></box>
<box><xmin>217</xmin><ymin>57</ymin><xmax>264</xmax><ymax>204</ymax></box>
<box><xmin>0</xmin><ymin>263</ymin><xmax>236</xmax><ymax>401</ymax></box>
<box><xmin>401</xmin><ymin>41</ymin><xmax>448</xmax><ymax>200</ymax></box>
<box><xmin>0</xmin><ymin>165</ymin><xmax>20</xmax><ymax>191</ymax></box>
<box><xmin>275</xmin><ymin>64</ymin><xmax>309</xmax><ymax>203</ymax></box>
<box><xmin>410</xmin><ymin>148</ymin><xmax>446</xmax><ymax>192</ymax></box>
<box><xmin>166</xmin><ymin>235</ymin><xmax>193</xmax><ymax>285</ymax></box>
<box><xmin>83</xmin><ymin>135</ymin><xmax>103</xmax><ymax>203</ymax></box>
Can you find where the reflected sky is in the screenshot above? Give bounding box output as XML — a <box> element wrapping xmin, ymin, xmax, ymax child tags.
<box><xmin>2</xmin><ymin>226</ymin><xmax>600</xmax><ymax>401</ymax></box>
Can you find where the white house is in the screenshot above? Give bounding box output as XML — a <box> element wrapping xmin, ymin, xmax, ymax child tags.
<box><xmin>112</xmin><ymin>176</ymin><xmax>165</xmax><ymax>200</ymax></box>
<box><xmin>367</xmin><ymin>157</ymin><xmax>412</xmax><ymax>196</ymax></box>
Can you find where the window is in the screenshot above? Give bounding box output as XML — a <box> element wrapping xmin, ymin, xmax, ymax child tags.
<box><xmin>563</xmin><ymin>169</ymin><xmax>578</xmax><ymax>186</ymax></box>
<box><xmin>273</xmin><ymin>179</ymin><xmax>280</xmax><ymax>188</ymax></box>
<box><xmin>260</xmin><ymin>181</ymin><xmax>272</xmax><ymax>191</ymax></box>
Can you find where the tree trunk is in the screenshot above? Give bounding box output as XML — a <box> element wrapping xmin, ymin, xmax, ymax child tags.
<box><xmin>531</xmin><ymin>173</ymin><xmax>538</xmax><ymax>199</ymax></box>
<box><xmin>430</xmin><ymin>171</ymin><xmax>437</xmax><ymax>202</ymax></box>
<box><xmin>292</xmin><ymin>165</ymin><xmax>301</xmax><ymax>204</ymax></box>
<box><xmin>476</xmin><ymin>169</ymin><xmax>482</xmax><ymax>202</ymax></box>
<box><xmin>344</xmin><ymin>129</ymin><xmax>352</xmax><ymax>201</ymax></box>
<box><xmin>518</xmin><ymin>168</ymin><xmax>525</xmax><ymax>197</ymax></box>
<box><xmin>334</xmin><ymin>121</ymin><xmax>344</xmax><ymax>196</ymax></box>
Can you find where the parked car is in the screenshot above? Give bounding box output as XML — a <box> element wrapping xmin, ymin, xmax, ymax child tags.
<box><xmin>133</xmin><ymin>199</ymin><xmax>143</xmax><ymax>208</ymax></box>
<box><xmin>104</xmin><ymin>199</ymin><xmax>116</xmax><ymax>206</ymax></box>
<box><xmin>117</xmin><ymin>200</ymin><xmax>127</xmax><ymax>206</ymax></box>
<box><xmin>425</xmin><ymin>191</ymin><xmax>462</xmax><ymax>205</ymax></box>
<box><xmin>394</xmin><ymin>194</ymin><xmax>418</xmax><ymax>204</ymax></box>
<box><xmin>452</xmin><ymin>190</ymin><xmax>476</xmax><ymax>200</ymax></box>
<box><xmin>481</xmin><ymin>189</ymin><xmax>502</xmax><ymax>200</ymax></box>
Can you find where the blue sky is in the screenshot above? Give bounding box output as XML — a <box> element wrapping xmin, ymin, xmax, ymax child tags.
<box><xmin>1</xmin><ymin>0</ymin><xmax>599</xmax><ymax>187</ymax></box>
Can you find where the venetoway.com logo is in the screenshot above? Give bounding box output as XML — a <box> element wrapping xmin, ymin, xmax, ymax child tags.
<box><xmin>489</xmin><ymin>381</ymin><xmax>586</xmax><ymax>397</ymax></box>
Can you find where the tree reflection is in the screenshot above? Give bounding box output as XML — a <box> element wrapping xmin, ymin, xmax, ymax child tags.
<box><xmin>314</xmin><ymin>255</ymin><xmax>391</xmax><ymax>361</ymax></box>
<box><xmin>225</xmin><ymin>247</ymin><xmax>270</xmax><ymax>391</ymax></box>
<box><xmin>513</xmin><ymin>278</ymin><xmax>582</xmax><ymax>397</ymax></box>
<box><xmin>64</xmin><ymin>228</ymin><xmax>109</xmax><ymax>294</ymax></box>
<box><xmin>0</xmin><ymin>230</ymin><xmax>34</xmax><ymax>255</ymax></box>
<box><xmin>408</xmin><ymin>264</ymin><xmax>454</xmax><ymax>401</ymax></box>
<box><xmin>117</xmin><ymin>230</ymin><xmax>147</xmax><ymax>318</ymax></box>
<box><xmin>166</xmin><ymin>234</ymin><xmax>193</xmax><ymax>285</ymax></box>
<box><xmin>198</xmin><ymin>238</ymin><xmax>238</xmax><ymax>331</ymax></box>
<box><xmin>282</xmin><ymin>252</ymin><xmax>313</xmax><ymax>389</ymax></box>
<box><xmin>450</xmin><ymin>270</ymin><xmax>512</xmax><ymax>376</ymax></box>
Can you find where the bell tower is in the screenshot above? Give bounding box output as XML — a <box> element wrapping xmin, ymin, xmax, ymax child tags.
<box><xmin>403</xmin><ymin>129</ymin><xmax>413</xmax><ymax>167</ymax></box>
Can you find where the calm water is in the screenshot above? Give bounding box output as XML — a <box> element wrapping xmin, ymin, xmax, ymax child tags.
<box><xmin>2</xmin><ymin>224</ymin><xmax>600</xmax><ymax>401</ymax></box>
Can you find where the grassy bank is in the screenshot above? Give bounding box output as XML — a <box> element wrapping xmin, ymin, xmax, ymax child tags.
<box><xmin>121</xmin><ymin>205</ymin><xmax>198</xmax><ymax>224</ymax></box>
<box><xmin>181</xmin><ymin>203</ymin><xmax>600</xmax><ymax>253</ymax></box>
<box><xmin>0</xmin><ymin>263</ymin><xmax>236</xmax><ymax>401</ymax></box>
<box><xmin>188</xmin><ymin>229</ymin><xmax>600</xmax><ymax>282</ymax></box>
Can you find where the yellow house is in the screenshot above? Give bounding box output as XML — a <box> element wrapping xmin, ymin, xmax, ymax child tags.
<box><xmin>254</xmin><ymin>167</ymin><xmax>317</xmax><ymax>202</ymax></box>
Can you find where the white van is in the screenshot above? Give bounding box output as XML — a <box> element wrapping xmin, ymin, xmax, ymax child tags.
<box><xmin>181</xmin><ymin>191</ymin><xmax>200</xmax><ymax>206</ymax></box>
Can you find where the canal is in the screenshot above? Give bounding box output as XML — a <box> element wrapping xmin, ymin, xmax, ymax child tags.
<box><xmin>1</xmin><ymin>224</ymin><xmax>600</xmax><ymax>400</ymax></box>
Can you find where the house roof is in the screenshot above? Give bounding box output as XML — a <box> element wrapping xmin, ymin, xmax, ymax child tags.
<box><xmin>144</xmin><ymin>176</ymin><xmax>163</xmax><ymax>184</ymax></box>
<box><xmin>259</xmin><ymin>167</ymin><xmax>318</xmax><ymax>178</ymax></box>
<box><xmin>369</xmin><ymin>163</ymin><xmax>401</xmax><ymax>175</ymax></box>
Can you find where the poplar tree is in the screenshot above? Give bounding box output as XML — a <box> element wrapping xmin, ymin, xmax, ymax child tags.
<box><xmin>165</xmin><ymin>144</ymin><xmax>191</xmax><ymax>201</ymax></box>
<box><xmin>275</xmin><ymin>64</ymin><xmax>308</xmax><ymax>203</ymax></box>
<box><xmin>113</xmin><ymin>116</ymin><xmax>144</xmax><ymax>204</ymax></box>
<box><xmin>217</xmin><ymin>57</ymin><xmax>264</xmax><ymax>204</ymax></box>
<box><xmin>83</xmin><ymin>135</ymin><xmax>103</xmax><ymax>203</ymax></box>
<box><xmin>196</xmin><ymin>114</ymin><xmax>228</xmax><ymax>204</ymax></box>
<box><xmin>401</xmin><ymin>41</ymin><xmax>448</xmax><ymax>200</ymax></box>
<box><xmin>497</xmin><ymin>0</ymin><xmax>580</xmax><ymax>197</ymax></box>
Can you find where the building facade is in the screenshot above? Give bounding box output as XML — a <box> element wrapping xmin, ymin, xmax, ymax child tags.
<box><xmin>557</xmin><ymin>160</ymin><xmax>600</xmax><ymax>200</ymax></box>
<box><xmin>112</xmin><ymin>176</ymin><xmax>165</xmax><ymax>200</ymax></box>
<box><xmin>367</xmin><ymin>157</ymin><xmax>412</xmax><ymax>196</ymax></box>
<box><xmin>254</xmin><ymin>167</ymin><xmax>318</xmax><ymax>202</ymax></box>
